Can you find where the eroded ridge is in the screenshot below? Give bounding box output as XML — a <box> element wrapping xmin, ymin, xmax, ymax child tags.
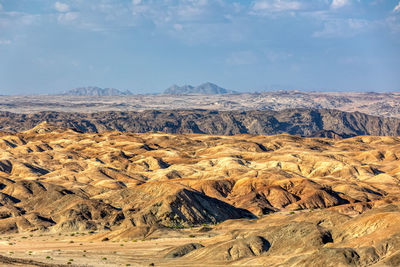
<box><xmin>0</xmin><ymin>122</ymin><xmax>400</xmax><ymax>266</ymax></box>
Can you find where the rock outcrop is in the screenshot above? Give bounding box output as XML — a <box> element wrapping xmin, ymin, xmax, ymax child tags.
<box><xmin>1</xmin><ymin>109</ymin><xmax>400</xmax><ymax>137</ymax></box>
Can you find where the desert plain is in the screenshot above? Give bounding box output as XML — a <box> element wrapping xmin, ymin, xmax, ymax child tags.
<box><xmin>2</xmin><ymin>90</ymin><xmax>400</xmax><ymax>118</ymax></box>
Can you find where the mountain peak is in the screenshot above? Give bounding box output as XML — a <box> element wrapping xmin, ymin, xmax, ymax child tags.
<box><xmin>61</xmin><ymin>87</ymin><xmax>132</xmax><ymax>96</ymax></box>
<box><xmin>164</xmin><ymin>82</ymin><xmax>236</xmax><ymax>95</ymax></box>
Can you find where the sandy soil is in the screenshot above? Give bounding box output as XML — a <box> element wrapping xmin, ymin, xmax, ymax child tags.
<box><xmin>0</xmin><ymin>231</ymin><xmax>212</xmax><ymax>266</ymax></box>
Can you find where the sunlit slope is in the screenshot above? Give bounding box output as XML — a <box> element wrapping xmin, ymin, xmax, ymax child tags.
<box><xmin>0</xmin><ymin>122</ymin><xmax>398</xmax><ymax>235</ymax></box>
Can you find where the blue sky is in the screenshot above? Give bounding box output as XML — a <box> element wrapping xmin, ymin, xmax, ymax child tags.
<box><xmin>0</xmin><ymin>0</ymin><xmax>399</xmax><ymax>94</ymax></box>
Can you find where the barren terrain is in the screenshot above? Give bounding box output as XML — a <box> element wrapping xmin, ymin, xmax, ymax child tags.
<box><xmin>0</xmin><ymin>123</ymin><xmax>400</xmax><ymax>266</ymax></box>
<box><xmin>2</xmin><ymin>91</ymin><xmax>400</xmax><ymax>118</ymax></box>
<box><xmin>1</xmin><ymin>109</ymin><xmax>400</xmax><ymax>138</ymax></box>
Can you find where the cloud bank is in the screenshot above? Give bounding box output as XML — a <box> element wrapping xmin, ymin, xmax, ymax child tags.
<box><xmin>54</xmin><ymin>2</ymin><xmax>70</xmax><ymax>13</ymax></box>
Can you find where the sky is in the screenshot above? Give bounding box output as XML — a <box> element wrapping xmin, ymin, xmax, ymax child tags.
<box><xmin>0</xmin><ymin>0</ymin><xmax>400</xmax><ymax>95</ymax></box>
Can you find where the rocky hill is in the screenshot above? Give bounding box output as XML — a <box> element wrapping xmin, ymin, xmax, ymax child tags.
<box><xmin>61</xmin><ymin>86</ymin><xmax>132</xmax><ymax>96</ymax></box>
<box><xmin>0</xmin><ymin>109</ymin><xmax>400</xmax><ymax>138</ymax></box>
<box><xmin>164</xmin><ymin>82</ymin><xmax>236</xmax><ymax>94</ymax></box>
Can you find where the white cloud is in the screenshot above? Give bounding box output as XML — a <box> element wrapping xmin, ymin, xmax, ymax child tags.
<box><xmin>0</xmin><ymin>3</ymin><xmax>3</xmax><ymax>11</ymax></box>
<box><xmin>313</xmin><ymin>18</ymin><xmax>371</xmax><ymax>38</ymax></box>
<box><xmin>131</xmin><ymin>2</ymin><xmax>151</xmax><ymax>16</ymax></box>
<box><xmin>0</xmin><ymin>12</ymin><xmax>40</xmax><ymax>29</ymax></box>
<box><xmin>54</xmin><ymin>2</ymin><xmax>70</xmax><ymax>13</ymax></box>
<box><xmin>394</xmin><ymin>2</ymin><xmax>400</xmax><ymax>13</ymax></box>
<box><xmin>130</xmin><ymin>0</ymin><xmax>225</xmax><ymax>25</ymax></box>
<box><xmin>251</xmin><ymin>0</ymin><xmax>302</xmax><ymax>13</ymax></box>
<box><xmin>173</xmin><ymin>23</ymin><xmax>183</xmax><ymax>31</ymax></box>
<box><xmin>331</xmin><ymin>0</ymin><xmax>350</xmax><ymax>9</ymax></box>
<box><xmin>386</xmin><ymin>16</ymin><xmax>400</xmax><ymax>33</ymax></box>
<box><xmin>0</xmin><ymin>39</ymin><xmax>11</xmax><ymax>45</ymax></box>
<box><xmin>58</xmin><ymin>12</ymin><xmax>79</xmax><ymax>23</ymax></box>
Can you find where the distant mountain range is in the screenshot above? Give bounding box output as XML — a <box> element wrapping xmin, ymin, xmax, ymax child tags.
<box><xmin>61</xmin><ymin>87</ymin><xmax>132</xmax><ymax>96</ymax></box>
<box><xmin>59</xmin><ymin>83</ymin><xmax>235</xmax><ymax>96</ymax></box>
<box><xmin>164</xmin><ymin>82</ymin><xmax>237</xmax><ymax>95</ymax></box>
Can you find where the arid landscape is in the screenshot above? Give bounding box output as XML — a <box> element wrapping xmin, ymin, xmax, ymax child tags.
<box><xmin>2</xmin><ymin>90</ymin><xmax>400</xmax><ymax>118</ymax></box>
<box><xmin>2</xmin><ymin>108</ymin><xmax>400</xmax><ymax>138</ymax></box>
<box><xmin>0</xmin><ymin>122</ymin><xmax>400</xmax><ymax>266</ymax></box>
<box><xmin>2</xmin><ymin>0</ymin><xmax>400</xmax><ymax>265</ymax></box>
